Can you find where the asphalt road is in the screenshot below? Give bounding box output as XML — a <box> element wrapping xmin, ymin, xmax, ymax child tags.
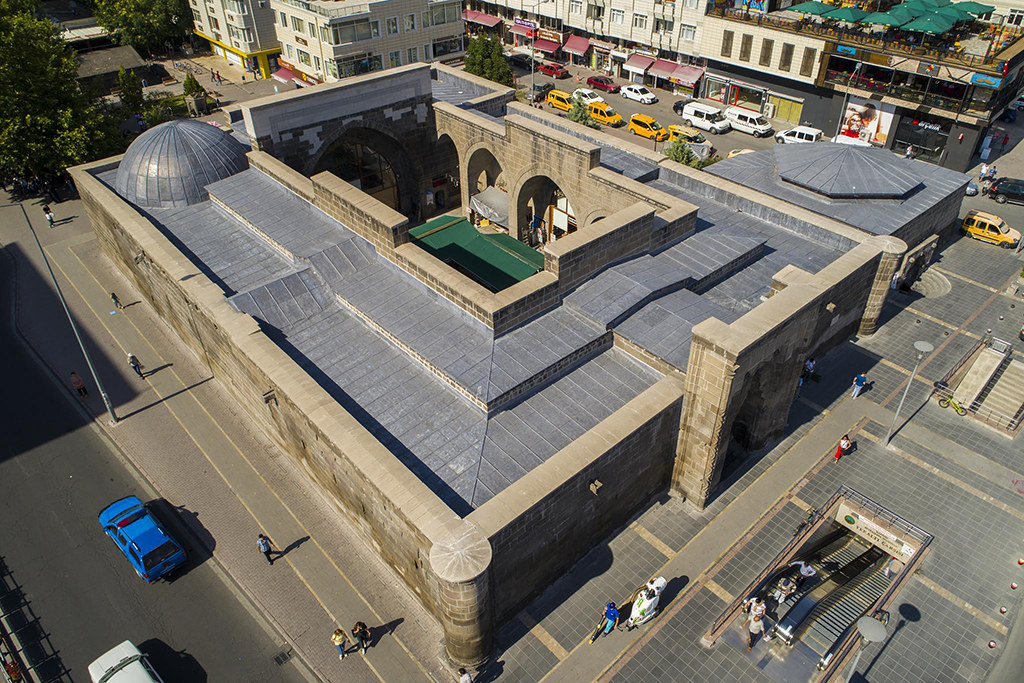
<box><xmin>513</xmin><ymin>65</ymin><xmax>783</xmax><ymax>157</ymax></box>
<box><xmin>0</xmin><ymin>252</ymin><xmax>308</xmax><ymax>682</ymax></box>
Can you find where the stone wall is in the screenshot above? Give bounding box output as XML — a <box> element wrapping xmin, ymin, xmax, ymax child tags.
<box><xmin>892</xmin><ymin>183</ymin><xmax>967</xmax><ymax>251</ymax></box>
<box><xmin>312</xmin><ymin>171</ymin><xmax>410</xmax><ymax>260</ymax></box>
<box><xmin>468</xmin><ymin>376</ymin><xmax>685</xmax><ymax>621</ymax></box>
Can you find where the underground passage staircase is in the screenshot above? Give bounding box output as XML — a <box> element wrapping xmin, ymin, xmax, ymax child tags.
<box><xmin>976</xmin><ymin>359</ymin><xmax>1024</xmax><ymax>430</ymax></box>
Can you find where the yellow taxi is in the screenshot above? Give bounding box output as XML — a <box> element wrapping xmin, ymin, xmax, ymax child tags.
<box><xmin>546</xmin><ymin>89</ymin><xmax>573</xmax><ymax>112</ymax></box>
<box><xmin>587</xmin><ymin>101</ymin><xmax>623</xmax><ymax>127</ymax></box>
<box><xmin>961</xmin><ymin>210</ymin><xmax>1021</xmax><ymax>248</ymax></box>
<box><xmin>666</xmin><ymin>124</ymin><xmax>706</xmax><ymax>145</ymax></box>
<box><xmin>627</xmin><ymin>113</ymin><xmax>667</xmax><ymax>142</ymax></box>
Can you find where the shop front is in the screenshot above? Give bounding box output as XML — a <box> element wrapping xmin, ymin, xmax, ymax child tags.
<box><xmin>648</xmin><ymin>59</ymin><xmax>680</xmax><ymax>91</ymax></box>
<box><xmin>463</xmin><ymin>9</ymin><xmax>503</xmax><ymax>37</ymax></box>
<box><xmin>670</xmin><ymin>65</ymin><xmax>704</xmax><ymax>98</ymax></box>
<box><xmin>507</xmin><ymin>22</ymin><xmax>536</xmax><ymax>49</ymax></box>
<box><xmin>590</xmin><ymin>39</ymin><xmax>616</xmax><ymax>74</ymax></box>
<box><xmin>535</xmin><ymin>28</ymin><xmax>566</xmax><ymax>61</ymax></box>
<box><xmin>563</xmin><ymin>35</ymin><xmax>591</xmax><ymax>67</ymax></box>
<box><xmin>610</xmin><ymin>49</ymin><xmax>629</xmax><ymax>79</ymax></box>
<box><xmin>703</xmin><ymin>73</ymin><xmax>768</xmax><ymax>111</ymax></box>
<box><xmin>623</xmin><ymin>54</ymin><xmax>655</xmax><ymax>84</ymax></box>
<box><xmin>890</xmin><ymin>113</ymin><xmax>952</xmax><ymax>164</ymax></box>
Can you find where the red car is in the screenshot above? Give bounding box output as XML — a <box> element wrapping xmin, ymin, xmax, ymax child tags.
<box><xmin>586</xmin><ymin>75</ymin><xmax>620</xmax><ymax>93</ymax></box>
<box><xmin>539</xmin><ymin>63</ymin><xmax>570</xmax><ymax>79</ymax></box>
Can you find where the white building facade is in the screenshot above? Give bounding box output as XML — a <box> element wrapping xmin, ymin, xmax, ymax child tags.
<box><xmin>190</xmin><ymin>0</ymin><xmax>282</xmax><ymax>77</ymax></box>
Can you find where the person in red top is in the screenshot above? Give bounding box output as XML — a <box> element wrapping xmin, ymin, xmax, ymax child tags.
<box><xmin>1002</xmin><ymin>134</ymin><xmax>1010</xmax><ymax>153</ymax></box>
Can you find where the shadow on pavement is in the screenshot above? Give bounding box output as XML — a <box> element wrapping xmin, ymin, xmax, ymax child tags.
<box><xmin>149</xmin><ymin>499</ymin><xmax>215</xmax><ymax>578</ymax></box>
<box><xmin>138</xmin><ymin>638</ymin><xmax>207</xmax><ymax>682</ymax></box>
<box><xmin>0</xmin><ymin>557</ymin><xmax>71</xmax><ymax>682</ymax></box>
<box><xmin>370</xmin><ymin>618</ymin><xmax>404</xmax><ymax>648</ymax></box>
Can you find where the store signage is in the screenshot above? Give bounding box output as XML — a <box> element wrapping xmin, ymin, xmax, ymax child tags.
<box><xmin>538</xmin><ymin>28</ymin><xmax>564</xmax><ymax>43</ymax></box>
<box><xmin>296</xmin><ymin>37</ymin><xmax>307</xmax><ymax>46</ymax></box>
<box><xmin>514</xmin><ymin>17</ymin><xmax>538</xmax><ymax>29</ymax></box>
<box><xmin>835</xmin><ymin>45</ymin><xmax>856</xmax><ymax>56</ymax></box>
<box><xmin>971</xmin><ymin>73</ymin><xmax>1002</xmax><ymax>89</ymax></box>
<box><xmin>912</xmin><ymin>119</ymin><xmax>941</xmax><ymax>130</ymax></box>
<box><xmin>835</xmin><ymin>501</ymin><xmax>917</xmax><ymax>560</ymax></box>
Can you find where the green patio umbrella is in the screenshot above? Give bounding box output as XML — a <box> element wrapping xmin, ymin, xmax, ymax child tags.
<box><xmin>901</xmin><ymin>14</ymin><xmax>955</xmax><ymax>32</ymax></box>
<box><xmin>950</xmin><ymin>1</ymin><xmax>995</xmax><ymax>14</ymax></box>
<box><xmin>933</xmin><ymin>4</ymin><xmax>975</xmax><ymax>20</ymax></box>
<box><xmin>824</xmin><ymin>6</ymin><xmax>869</xmax><ymax>22</ymax></box>
<box><xmin>862</xmin><ymin>11</ymin><xmax>909</xmax><ymax>26</ymax></box>
<box><xmin>788</xmin><ymin>1</ymin><xmax>836</xmax><ymax>15</ymax></box>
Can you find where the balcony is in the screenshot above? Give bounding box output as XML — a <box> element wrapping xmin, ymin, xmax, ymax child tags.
<box><xmin>275</xmin><ymin>0</ymin><xmax>371</xmax><ymax>20</ymax></box>
<box><xmin>707</xmin><ymin>5</ymin><xmax>1023</xmax><ymax>74</ymax></box>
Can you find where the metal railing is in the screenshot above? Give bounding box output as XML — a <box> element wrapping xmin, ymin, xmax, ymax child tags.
<box><xmin>276</xmin><ymin>0</ymin><xmax>372</xmax><ymax>19</ymax></box>
<box><xmin>706</xmin><ymin>7</ymin><xmax>1014</xmax><ymax>72</ymax></box>
<box><xmin>932</xmin><ymin>336</ymin><xmax>1021</xmax><ymax>432</ymax></box>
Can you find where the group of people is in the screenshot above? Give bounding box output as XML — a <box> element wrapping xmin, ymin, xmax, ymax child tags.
<box><xmin>979</xmin><ymin>162</ymin><xmax>1000</xmax><ymax>193</ymax></box>
<box><xmin>329</xmin><ymin>621</ymin><xmax>372</xmax><ymax>659</ymax></box>
<box><xmin>1</xmin><ymin>173</ymin><xmax>71</xmax><ymax>204</ymax></box>
<box><xmin>741</xmin><ymin>560</ymin><xmax>819</xmax><ymax>650</ymax></box>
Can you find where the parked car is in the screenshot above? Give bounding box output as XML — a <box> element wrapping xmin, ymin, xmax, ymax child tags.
<box><xmin>586</xmin><ymin>75</ymin><xmax>620</xmax><ymax>93</ymax></box>
<box><xmin>987</xmin><ymin>177</ymin><xmax>1024</xmax><ymax>204</ymax></box>
<box><xmin>529</xmin><ymin>81</ymin><xmax>554</xmax><ymax>102</ymax></box>
<box><xmin>966</xmin><ymin>182</ymin><xmax>979</xmax><ymax>196</ymax></box>
<box><xmin>775</xmin><ymin>126</ymin><xmax>823</xmax><ymax>144</ymax></box>
<box><xmin>679</xmin><ymin>102</ymin><xmax>730</xmax><ymax>134</ymax></box>
<box><xmin>539</xmin><ymin>62</ymin><xmax>570</xmax><ymax>79</ymax></box>
<box><xmin>89</xmin><ymin>641</ymin><xmax>165</xmax><ymax>683</ymax></box>
<box><xmin>667</xmin><ymin>125</ymin><xmax>714</xmax><ymax>159</ymax></box>
<box><xmin>546</xmin><ymin>89</ymin><xmax>573</xmax><ymax>112</ymax></box>
<box><xmin>621</xmin><ymin>84</ymin><xmax>658</xmax><ymax>104</ymax></box>
<box><xmin>573</xmin><ymin>88</ymin><xmax>604</xmax><ymax>105</ymax></box>
<box><xmin>587</xmin><ymin>101</ymin><xmax>623</xmax><ymax>127</ymax></box>
<box><xmin>627</xmin><ymin>113</ymin><xmax>667</xmax><ymax>141</ymax></box>
<box><xmin>1015</xmin><ymin>94</ymin><xmax>1024</xmax><ymax>111</ymax></box>
<box><xmin>98</xmin><ymin>496</ymin><xmax>186</xmax><ymax>582</ymax></box>
<box><xmin>507</xmin><ymin>53</ymin><xmax>536</xmax><ymax>70</ymax></box>
<box><xmin>672</xmin><ymin>97</ymin><xmax>694</xmax><ymax>117</ymax></box>
<box><xmin>724</xmin><ymin>107</ymin><xmax>773</xmax><ymax>137</ymax></box>
<box><xmin>961</xmin><ymin>210</ymin><xmax>1021</xmax><ymax>248</ymax></box>
<box><xmin>998</xmin><ymin>107</ymin><xmax>1018</xmax><ymax>122</ymax></box>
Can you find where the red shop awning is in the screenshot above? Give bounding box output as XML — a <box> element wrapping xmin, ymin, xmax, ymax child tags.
<box><xmin>271</xmin><ymin>67</ymin><xmax>294</xmax><ymax>83</ymax></box>
<box><xmin>509</xmin><ymin>24</ymin><xmax>535</xmax><ymax>37</ymax></box>
<box><xmin>648</xmin><ymin>59</ymin><xmax>678</xmax><ymax>80</ymax></box>
<box><xmin>671</xmin><ymin>65</ymin><xmax>704</xmax><ymax>87</ymax></box>
<box><xmin>562</xmin><ymin>35</ymin><xmax>590</xmax><ymax>56</ymax></box>
<box><xmin>533</xmin><ymin>38</ymin><xmax>561</xmax><ymax>54</ymax></box>
<box><xmin>622</xmin><ymin>54</ymin><xmax>655</xmax><ymax>75</ymax></box>
<box><xmin>462</xmin><ymin>9</ymin><xmax>501</xmax><ymax>27</ymax></box>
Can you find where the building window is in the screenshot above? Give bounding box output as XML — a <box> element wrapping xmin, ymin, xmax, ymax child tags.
<box><xmin>423</xmin><ymin>3</ymin><xmax>460</xmax><ymax>28</ymax></box>
<box><xmin>799</xmin><ymin>47</ymin><xmax>817</xmax><ymax>76</ymax></box>
<box><xmin>297</xmin><ymin>49</ymin><xmax>311</xmax><ymax>66</ymax></box>
<box><xmin>330</xmin><ymin>18</ymin><xmax>381</xmax><ymax>45</ymax></box>
<box><xmin>225</xmin><ymin>0</ymin><xmax>247</xmax><ymax>13</ymax></box>
<box><xmin>407</xmin><ymin>46</ymin><xmax>418</xmax><ymax>63</ymax></box>
<box><xmin>759</xmin><ymin>38</ymin><xmax>774</xmax><ymax>67</ymax></box>
<box><xmin>405</xmin><ymin>14</ymin><xmax>416</xmax><ymax>32</ymax></box>
<box><xmin>336</xmin><ymin>53</ymin><xmax>383</xmax><ymax>78</ymax></box>
<box><xmin>291</xmin><ymin>16</ymin><xmax>303</xmax><ymax>33</ymax></box>
<box><xmin>228</xmin><ymin>25</ymin><xmax>252</xmax><ymax>42</ymax></box>
<box><xmin>209</xmin><ymin>16</ymin><xmax>219</xmax><ymax>30</ymax></box>
<box><xmin>611</xmin><ymin>8</ymin><xmax>624</xmax><ymax>24</ymax></box>
<box><xmin>684</xmin><ymin>0</ymin><xmax>698</xmax><ymax>7</ymax></box>
<box><xmin>721</xmin><ymin>30</ymin><xmax>733</xmax><ymax>58</ymax></box>
<box><xmin>432</xmin><ymin>34</ymin><xmax>464</xmax><ymax>58</ymax></box>
<box><xmin>739</xmin><ymin>34</ymin><xmax>752</xmax><ymax>61</ymax></box>
<box><xmin>424</xmin><ymin>44</ymin><xmax>432</xmax><ymax>60</ymax></box>
<box><xmin>386</xmin><ymin>17</ymin><xmax>399</xmax><ymax>35</ymax></box>
<box><xmin>192</xmin><ymin>8</ymin><xmax>201</xmax><ymax>21</ymax></box>
<box><xmin>779</xmin><ymin>43</ymin><xmax>794</xmax><ymax>72</ymax></box>
<box><xmin>388</xmin><ymin>50</ymin><xmax>401</xmax><ymax>68</ymax></box>
<box><xmin>286</xmin><ymin>44</ymin><xmax>293</xmax><ymax>58</ymax></box>
<box><xmin>1008</xmin><ymin>8</ymin><xmax>1024</xmax><ymax>26</ymax></box>
<box><xmin>655</xmin><ymin>19</ymin><xmax>673</xmax><ymax>34</ymax></box>
<box><xmin>570</xmin><ymin>0</ymin><xmax>583</xmax><ymax>13</ymax></box>
<box><xmin>279</xmin><ymin>11</ymin><xmax>286</xmax><ymax>27</ymax></box>
<box><xmin>314</xmin><ymin>55</ymin><xmax>321</xmax><ymax>70</ymax></box>
<box><xmin>633</xmin><ymin>13</ymin><xmax>647</xmax><ymax>29</ymax></box>
<box><xmin>588</xmin><ymin>5</ymin><xmax>604</xmax><ymax>20</ymax></box>
<box><xmin>680</xmin><ymin>24</ymin><xmax>696</xmax><ymax>41</ymax></box>
<box><xmin>308</xmin><ymin>21</ymin><xmax>316</xmax><ymax>37</ymax></box>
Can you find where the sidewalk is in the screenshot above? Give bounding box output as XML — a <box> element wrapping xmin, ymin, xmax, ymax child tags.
<box><xmin>0</xmin><ymin>198</ymin><xmax>446</xmax><ymax>682</ymax></box>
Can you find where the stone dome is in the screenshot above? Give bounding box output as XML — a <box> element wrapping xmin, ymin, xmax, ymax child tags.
<box><xmin>114</xmin><ymin>119</ymin><xmax>248</xmax><ymax>208</ymax></box>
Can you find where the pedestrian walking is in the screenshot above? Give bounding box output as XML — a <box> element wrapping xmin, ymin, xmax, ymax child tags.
<box><xmin>834</xmin><ymin>434</ymin><xmax>852</xmax><ymax>462</ymax></box>
<box><xmin>802</xmin><ymin>358</ymin><xmax>816</xmax><ymax>380</ymax></box>
<box><xmin>458</xmin><ymin>668</ymin><xmax>473</xmax><ymax>683</ymax></box>
<box><xmin>772</xmin><ymin>577</ymin><xmax>797</xmax><ymax>604</ymax></box>
<box><xmin>70</xmin><ymin>372</ymin><xmax>88</xmax><ymax>397</ymax></box>
<box><xmin>257</xmin><ymin>533</ymin><xmax>276</xmax><ymax>565</ymax></box>
<box><xmin>904</xmin><ymin>144</ymin><xmax>914</xmax><ymax>159</ymax></box>
<box><xmin>44</xmin><ymin>205</ymin><xmax>54</xmax><ymax>228</ymax></box>
<box><xmin>851</xmin><ymin>372</ymin><xmax>867</xmax><ymax>398</ymax></box>
<box><xmin>127</xmin><ymin>352</ymin><xmax>144</xmax><ymax>378</ymax></box>
<box><xmin>352</xmin><ymin>621</ymin><xmax>371</xmax><ymax>654</ymax></box>
<box><xmin>1002</xmin><ymin>134</ymin><xmax>1010</xmax><ymax>153</ymax></box>
<box><xmin>979</xmin><ymin>163</ymin><xmax>989</xmax><ymax>181</ymax></box>
<box><xmin>790</xmin><ymin>560</ymin><xmax>817</xmax><ymax>587</ymax></box>
<box><xmin>744</xmin><ymin>614</ymin><xmax>765</xmax><ymax>651</ymax></box>
<box><xmin>331</xmin><ymin>628</ymin><xmax>349</xmax><ymax>660</ymax></box>
<box><xmin>111</xmin><ymin>291</ymin><xmax>124</xmax><ymax>310</ymax></box>
<box><xmin>989</xmin><ymin>164</ymin><xmax>998</xmax><ymax>181</ymax></box>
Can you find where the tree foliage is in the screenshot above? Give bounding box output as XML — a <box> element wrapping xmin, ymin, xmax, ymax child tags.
<box><xmin>94</xmin><ymin>0</ymin><xmax>190</xmax><ymax>55</ymax></box>
<box><xmin>182</xmin><ymin>71</ymin><xmax>205</xmax><ymax>97</ymax></box>
<box><xmin>567</xmin><ymin>96</ymin><xmax>599</xmax><ymax>129</ymax></box>
<box><xmin>117</xmin><ymin>67</ymin><xmax>144</xmax><ymax>113</ymax></box>
<box><xmin>0</xmin><ymin>5</ymin><xmax>119</xmax><ymax>175</ymax></box>
<box><xmin>464</xmin><ymin>34</ymin><xmax>514</xmax><ymax>87</ymax></box>
<box><xmin>664</xmin><ymin>140</ymin><xmax>721</xmax><ymax>169</ymax></box>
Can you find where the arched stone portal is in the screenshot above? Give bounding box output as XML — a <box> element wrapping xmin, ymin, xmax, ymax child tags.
<box><xmin>515</xmin><ymin>175</ymin><xmax>578</xmax><ymax>245</ymax></box>
<box><xmin>433</xmin><ymin>133</ymin><xmax>461</xmax><ymax>216</ymax></box>
<box><xmin>310</xmin><ymin>126</ymin><xmax>420</xmax><ymax>220</ymax></box>
<box><xmin>466</xmin><ymin>147</ymin><xmax>505</xmax><ymax>195</ymax></box>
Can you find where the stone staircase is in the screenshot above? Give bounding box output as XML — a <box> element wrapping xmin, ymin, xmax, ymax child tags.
<box><xmin>977</xmin><ymin>359</ymin><xmax>1024</xmax><ymax>429</ymax></box>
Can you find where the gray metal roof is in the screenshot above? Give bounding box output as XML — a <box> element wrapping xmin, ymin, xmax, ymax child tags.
<box><xmin>114</xmin><ymin>119</ymin><xmax>249</xmax><ymax>208</ymax></box>
<box><xmin>774</xmin><ymin>143</ymin><xmax>921</xmax><ymax>199</ymax></box>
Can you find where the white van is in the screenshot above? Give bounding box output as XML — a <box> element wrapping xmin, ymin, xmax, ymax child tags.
<box><xmin>775</xmin><ymin>126</ymin><xmax>823</xmax><ymax>144</ymax></box>
<box><xmin>724</xmin><ymin>107</ymin><xmax>773</xmax><ymax>137</ymax></box>
<box><xmin>89</xmin><ymin>642</ymin><xmax>165</xmax><ymax>683</ymax></box>
<box><xmin>680</xmin><ymin>102</ymin><xmax>731</xmax><ymax>134</ymax></box>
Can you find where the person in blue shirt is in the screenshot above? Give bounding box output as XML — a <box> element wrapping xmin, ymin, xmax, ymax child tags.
<box><xmin>851</xmin><ymin>373</ymin><xmax>868</xmax><ymax>398</ymax></box>
<box><xmin>590</xmin><ymin>602</ymin><xmax>619</xmax><ymax>642</ymax></box>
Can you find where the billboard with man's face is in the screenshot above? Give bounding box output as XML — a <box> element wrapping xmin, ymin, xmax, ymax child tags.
<box><xmin>838</xmin><ymin>96</ymin><xmax>896</xmax><ymax>147</ymax></box>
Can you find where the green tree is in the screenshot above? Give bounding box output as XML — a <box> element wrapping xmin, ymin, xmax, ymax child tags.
<box><xmin>94</xmin><ymin>0</ymin><xmax>190</xmax><ymax>55</ymax></box>
<box><xmin>567</xmin><ymin>96</ymin><xmax>599</xmax><ymax>129</ymax></box>
<box><xmin>665</xmin><ymin>140</ymin><xmax>721</xmax><ymax>169</ymax></box>
<box><xmin>117</xmin><ymin>66</ymin><xmax>144</xmax><ymax>114</ymax></box>
<box><xmin>464</xmin><ymin>35</ymin><xmax>486</xmax><ymax>79</ymax></box>
<box><xmin>0</xmin><ymin>5</ymin><xmax>119</xmax><ymax>176</ymax></box>
<box><xmin>182</xmin><ymin>71</ymin><xmax>205</xmax><ymax>97</ymax></box>
<box><xmin>483</xmin><ymin>36</ymin><xmax>513</xmax><ymax>86</ymax></box>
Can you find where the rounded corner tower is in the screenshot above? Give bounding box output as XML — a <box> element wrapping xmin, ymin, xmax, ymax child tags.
<box><xmin>114</xmin><ymin>119</ymin><xmax>249</xmax><ymax>208</ymax></box>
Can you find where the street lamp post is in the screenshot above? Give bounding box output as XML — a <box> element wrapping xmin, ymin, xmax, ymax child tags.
<box><xmin>885</xmin><ymin>340</ymin><xmax>934</xmax><ymax>445</ymax></box>
<box><xmin>523</xmin><ymin>0</ymin><xmax>552</xmax><ymax>103</ymax></box>
<box><xmin>845</xmin><ymin>616</ymin><xmax>887</xmax><ymax>682</ymax></box>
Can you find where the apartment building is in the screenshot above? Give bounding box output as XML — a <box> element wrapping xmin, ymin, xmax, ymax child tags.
<box><xmin>269</xmin><ymin>0</ymin><xmax>465</xmax><ymax>85</ymax></box>
<box><xmin>190</xmin><ymin>0</ymin><xmax>282</xmax><ymax>77</ymax></box>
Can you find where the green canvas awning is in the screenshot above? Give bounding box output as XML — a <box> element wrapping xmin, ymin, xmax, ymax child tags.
<box><xmin>410</xmin><ymin>216</ymin><xmax>543</xmax><ymax>292</ymax></box>
<box><xmin>824</xmin><ymin>7</ymin><xmax>869</xmax><ymax>22</ymax></box>
<box><xmin>862</xmin><ymin>11</ymin><xmax>909</xmax><ymax>26</ymax></box>
<box><xmin>951</xmin><ymin>1</ymin><xmax>995</xmax><ymax>14</ymax></box>
<box><xmin>901</xmin><ymin>14</ymin><xmax>955</xmax><ymax>32</ymax></box>
<box><xmin>788</xmin><ymin>1</ymin><xmax>835</xmax><ymax>15</ymax></box>
<box><xmin>932</xmin><ymin>4</ymin><xmax>974</xmax><ymax>20</ymax></box>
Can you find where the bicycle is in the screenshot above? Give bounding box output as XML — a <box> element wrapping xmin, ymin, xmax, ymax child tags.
<box><xmin>938</xmin><ymin>395</ymin><xmax>968</xmax><ymax>416</ymax></box>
